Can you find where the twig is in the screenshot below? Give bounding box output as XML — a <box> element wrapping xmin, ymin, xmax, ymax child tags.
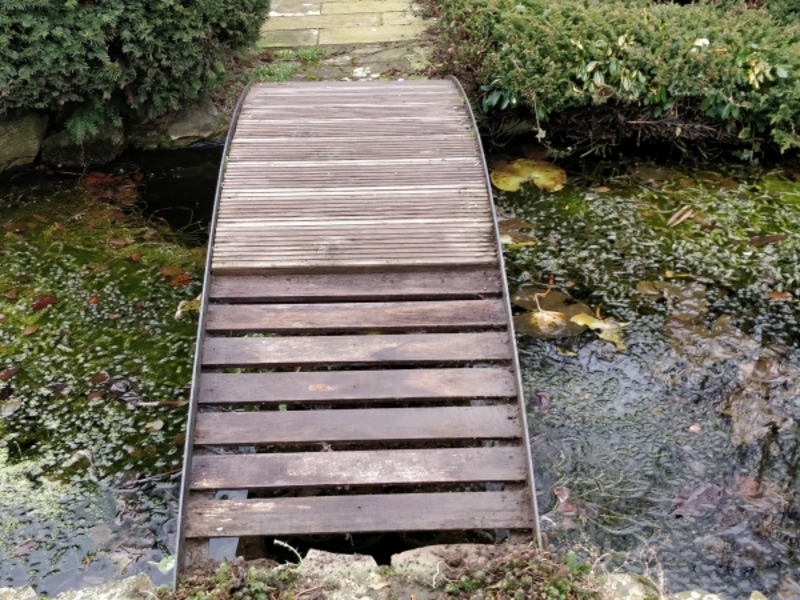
<box><xmin>295</xmin><ymin>586</ymin><xmax>321</xmax><ymax>597</ymax></box>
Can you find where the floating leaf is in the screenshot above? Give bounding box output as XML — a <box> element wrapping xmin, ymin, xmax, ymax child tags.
<box><xmin>156</xmin><ymin>555</ymin><xmax>176</xmax><ymax>574</ymax></box>
<box><xmin>32</xmin><ymin>294</ymin><xmax>57</xmax><ymax>312</ymax></box>
<box><xmin>593</xmin><ymin>186</ymin><xmax>611</xmax><ymax>193</ymax></box>
<box><xmin>0</xmin><ymin>366</ymin><xmax>19</xmax><ymax>381</ymax></box>
<box><xmin>498</xmin><ymin>218</ymin><xmax>536</xmax><ymax>247</ymax></box>
<box><xmin>158</xmin><ymin>266</ymin><xmax>184</xmax><ymax>277</ymax></box>
<box><xmin>90</xmin><ymin>371</ymin><xmax>109</xmax><ymax>385</ymax></box>
<box><xmin>4</xmin><ymin>289</ymin><xmax>17</xmax><ymax>301</ymax></box>
<box><xmin>88</xmin><ymin>295</ymin><xmax>100</xmax><ymax>305</ymax></box>
<box><xmin>670</xmin><ymin>483</ymin><xmax>722</xmax><ymax>517</ymax></box>
<box><xmin>145</xmin><ymin>419</ymin><xmax>164</xmax><ymax>432</ymax></box>
<box><xmin>730</xmin><ymin>476</ymin><xmax>786</xmax><ymax>511</ymax></box>
<box><xmin>569</xmin><ymin>313</ymin><xmax>628</xmax><ymax>350</ymax></box>
<box><xmin>767</xmin><ymin>291</ymin><xmax>792</xmax><ymax>301</ymax></box>
<box><xmin>491</xmin><ymin>159</ymin><xmax>567</xmax><ymax>192</ymax></box>
<box><xmin>131</xmin><ymin>252</ymin><xmax>142</xmax><ymax>262</ymax></box>
<box><xmin>23</xmin><ymin>325</ymin><xmax>38</xmax><ymax>336</ymax></box>
<box><xmin>748</xmin><ymin>234</ymin><xmax>787</xmax><ymax>247</ymax></box>
<box><xmin>170</xmin><ymin>273</ymin><xmax>192</xmax><ymax>287</ymax></box>
<box><xmin>514</xmin><ymin>310</ymin><xmax>586</xmax><ymax>338</ymax></box>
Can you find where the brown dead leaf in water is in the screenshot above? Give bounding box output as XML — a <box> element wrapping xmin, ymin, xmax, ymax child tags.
<box><xmin>670</xmin><ymin>483</ymin><xmax>722</xmax><ymax>517</ymax></box>
<box><xmin>748</xmin><ymin>234</ymin><xmax>787</xmax><ymax>247</ymax></box>
<box><xmin>32</xmin><ymin>295</ymin><xmax>57</xmax><ymax>312</ymax></box>
<box><xmin>498</xmin><ymin>218</ymin><xmax>536</xmax><ymax>247</ymax></box>
<box><xmin>0</xmin><ymin>366</ymin><xmax>19</xmax><ymax>381</ymax></box>
<box><xmin>88</xmin><ymin>295</ymin><xmax>100</xmax><ymax>305</ymax></box>
<box><xmin>108</xmin><ymin>238</ymin><xmax>128</xmax><ymax>248</ymax></box>
<box><xmin>730</xmin><ymin>476</ymin><xmax>786</xmax><ymax>511</ymax></box>
<box><xmin>767</xmin><ymin>291</ymin><xmax>792</xmax><ymax>301</ymax></box>
<box><xmin>23</xmin><ymin>326</ymin><xmax>38</xmax><ymax>336</ymax></box>
<box><xmin>131</xmin><ymin>253</ymin><xmax>142</xmax><ymax>262</ymax></box>
<box><xmin>169</xmin><ymin>273</ymin><xmax>192</xmax><ymax>287</ymax></box>
<box><xmin>593</xmin><ymin>186</ymin><xmax>611</xmax><ymax>193</ymax></box>
<box><xmin>90</xmin><ymin>371</ymin><xmax>109</xmax><ymax>385</ymax></box>
<box><xmin>4</xmin><ymin>289</ymin><xmax>17</xmax><ymax>301</ymax></box>
<box><xmin>158</xmin><ymin>266</ymin><xmax>184</xmax><ymax>277</ymax></box>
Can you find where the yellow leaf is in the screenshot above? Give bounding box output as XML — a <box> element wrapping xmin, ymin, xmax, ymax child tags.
<box><xmin>491</xmin><ymin>159</ymin><xmax>567</xmax><ymax>192</ymax></box>
<box><xmin>569</xmin><ymin>314</ymin><xmax>628</xmax><ymax>350</ymax></box>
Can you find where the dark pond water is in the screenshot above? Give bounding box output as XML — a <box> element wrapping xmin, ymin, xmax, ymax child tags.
<box><xmin>2</xmin><ymin>144</ymin><xmax>799</xmax><ymax>597</ymax></box>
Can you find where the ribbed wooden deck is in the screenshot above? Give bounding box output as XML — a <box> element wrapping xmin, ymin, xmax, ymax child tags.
<box><xmin>175</xmin><ymin>79</ymin><xmax>539</xmax><ymax>575</ymax></box>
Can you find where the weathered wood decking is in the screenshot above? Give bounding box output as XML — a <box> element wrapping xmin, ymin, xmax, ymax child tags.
<box><xmin>176</xmin><ymin>79</ymin><xmax>540</xmax><ymax>575</ymax></box>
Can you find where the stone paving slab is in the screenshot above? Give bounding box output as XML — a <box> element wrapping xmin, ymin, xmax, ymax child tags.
<box><xmin>257</xmin><ymin>28</ymin><xmax>319</xmax><ymax>47</ymax></box>
<box><xmin>262</xmin><ymin>13</ymin><xmax>382</xmax><ymax>30</ymax></box>
<box><xmin>318</xmin><ymin>22</ymin><xmax>426</xmax><ymax>45</ymax></box>
<box><xmin>321</xmin><ymin>0</ymin><xmax>411</xmax><ymax>14</ymax></box>
<box><xmin>269</xmin><ymin>0</ymin><xmax>321</xmax><ymax>16</ymax></box>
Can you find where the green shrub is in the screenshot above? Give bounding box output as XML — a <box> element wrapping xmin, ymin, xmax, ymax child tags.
<box><xmin>0</xmin><ymin>0</ymin><xmax>270</xmax><ymax>138</ymax></box>
<box><xmin>435</xmin><ymin>0</ymin><xmax>800</xmax><ymax>153</ymax></box>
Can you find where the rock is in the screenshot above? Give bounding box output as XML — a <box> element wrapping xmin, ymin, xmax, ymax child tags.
<box><xmin>0</xmin><ymin>111</ymin><xmax>48</xmax><ymax>175</ymax></box>
<box><xmin>298</xmin><ymin>549</ymin><xmax>388</xmax><ymax>599</ymax></box>
<box><xmin>390</xmin><ymin>544</ymin><xmax>499</xmax><ymax>583</ymax></box>
<box><xmin>52</xmin><ymin>574</ymin><xmax>156</xmax><ymax>600</ymax></box>
<box><xmin>128</xmin><ymin>98</ymin><xmax>228</xmax><ymax>150</ymax></box>
<box><xmin>600</xmin><ymin>573</ymin><xmax>651</xmax><ymax>600</ymax></box>
<box><xmin>0</xmin><ymin>586</ymin><xmax>38</xmax><ymax>600</ymax></box>
<box><xmin>667</xmin><ymin>590</ymin><xmax>724</xmax><ymax>600</ymax></box>
<box><xmin>41</xmin><ymin>123</ymin><xmax>127</xmax><ymax>168</ymax></box>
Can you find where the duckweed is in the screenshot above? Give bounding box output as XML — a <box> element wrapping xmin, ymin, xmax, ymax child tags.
<box><xmin>497</xmin><ymin>157</ymin><xmax>800</xmax><ymax>596</ymax></box>
<box><xmin>0</xmin><ymin>178</ymin><xmax>203</xmax><ymax>593</ymax></box>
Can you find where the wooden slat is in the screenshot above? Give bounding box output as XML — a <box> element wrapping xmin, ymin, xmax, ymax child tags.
<box><xmin>194</xmin><ymin>405</ymin><xmax>521</xmax><ymax>445</ymax></box>
<box><xmin>207</xmin><ymin>269</ymin><xmax>502</xmax><ymax>302</ymax></box>
<box><xmin>198</xmin><ymin>368</ymin><xmax>516</xmax><ymax>404</ymax></box>
<box><xmin>202</xmin><ymin>332</ymin><xmax>512</xmax><ymax>368</ymax></box>
<box><xmin>190</xmin><ymin>447</ymin><xmax>526</xmax><ymax>490</ymax></box>
<box><xmin>185</xmin><ymin>491</ymin><xmax>532</xmax><ymax>537</ymax></box>
<box><xmin>205</xmin><ymin>300</ymin><xmax>506</xmax><ymax>333</ymax></box>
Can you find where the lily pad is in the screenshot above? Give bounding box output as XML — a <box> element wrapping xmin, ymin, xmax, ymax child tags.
<box><xmin>491</xmin><ymin>159</ymin><xmax>567</xmax><ymax>192</ymax></box>
<box><xmin>513</xmin><ymin>310</ymin><xmax>586</xmax><ymax>339</ymax></box>
<box><xmin>512</xmin><ymin>287</ymin><xmax>593</xmax><ymax>339</ymax></box>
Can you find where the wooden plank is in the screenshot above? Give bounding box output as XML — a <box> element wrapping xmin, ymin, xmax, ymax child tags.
<box><xmin>185</xmin><ymin>491</ymin><xmax>532</xmax><ymax>537</ymax></box>
<box><xmin>190</xmin><ymin>447</ymin><xmax>526</xmax><ymax>490</ymax></box>
<box><xmin>194</xmin><ymin>405</ymin><xmax>521</xmax><ymax>445</ymax></box>
<box><xmin>207</xmin><ymin>269</ymin><xmax>502</xmax><ymax>302</ymax></box>
<box><xmin>205</xmin><ymin>300</ymin><xmax>506</xmax><ymax>334</ymax></box>
<box><xmin>202</xmin><ymin>332</ymin><xmax>512</xmax><ymax>368</ymax></box>
<box><xmin>198</xmin><ymin>368</ymin><xmax>516</xmax><ymax>404</ymax></box>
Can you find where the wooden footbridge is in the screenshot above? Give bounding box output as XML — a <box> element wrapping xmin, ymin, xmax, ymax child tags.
<box><xmin>175</xmin><ymin>79</ymin><xmax>540</xmax><ymax>576</ymax></box>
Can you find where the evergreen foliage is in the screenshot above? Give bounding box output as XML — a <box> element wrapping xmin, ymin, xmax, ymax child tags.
<box><xmin>0</xmin><ymin>0</ymin><xmax>269</xmax><ymax>139</ymax></box>
<box><xmin>435</xmin><ymin>0</ymin><xmax>800</xmax><ymax>153</ymax></box>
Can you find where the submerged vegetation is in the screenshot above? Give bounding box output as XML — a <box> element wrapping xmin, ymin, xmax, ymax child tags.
<box><xmin>433</xmin><ymin>0</ymin><xmax>800</xmax><ymax>155</ymax></box>
<box><xmin>0</xmin><ymin>174</ymin><xmax>203</xmax><ymax>592</ymax></box>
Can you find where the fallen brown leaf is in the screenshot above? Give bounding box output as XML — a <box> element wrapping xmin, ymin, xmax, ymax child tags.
<box><xmin>0</xmin><ymin>366</ymin><xmax>19</xmax><ymax>381</ymax></box>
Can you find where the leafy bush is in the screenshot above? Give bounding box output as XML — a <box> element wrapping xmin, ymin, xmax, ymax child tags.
<box><xmin>0</xmin><ymin>0</ymin><xmax>270</xmax><ymax>138</ymax></box>
<box><xmin>434</xmin><ymin>0</ymin><xmax>800</xmax><ymax>153</ymax></box>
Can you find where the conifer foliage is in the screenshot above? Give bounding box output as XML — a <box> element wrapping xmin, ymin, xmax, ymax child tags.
<box><xmin>0</xmin><ymin>0</ymin><xmax>269</xmax><ymax>137</ymax></box>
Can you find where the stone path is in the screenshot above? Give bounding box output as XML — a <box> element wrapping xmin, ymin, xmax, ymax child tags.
<box><xmin>260</xmin><ymin>0</ymin><xmax>429</xmax><ymax>47</ymax></box>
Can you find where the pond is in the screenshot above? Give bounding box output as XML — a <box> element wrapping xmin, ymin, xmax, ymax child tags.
<box><xmin>492</xmin><ymin>149</ymin><xmax>800</xmax><ymax>597</ymax></box>
<box><xmin>1</xmin><ymin>144</ymin><xmax>798</xmax><ymax>597</ymax></box>
<box><xmin>0</xmin><ymin>149</ymin><xmax>218</xmax><ymax>594</ymax></box>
